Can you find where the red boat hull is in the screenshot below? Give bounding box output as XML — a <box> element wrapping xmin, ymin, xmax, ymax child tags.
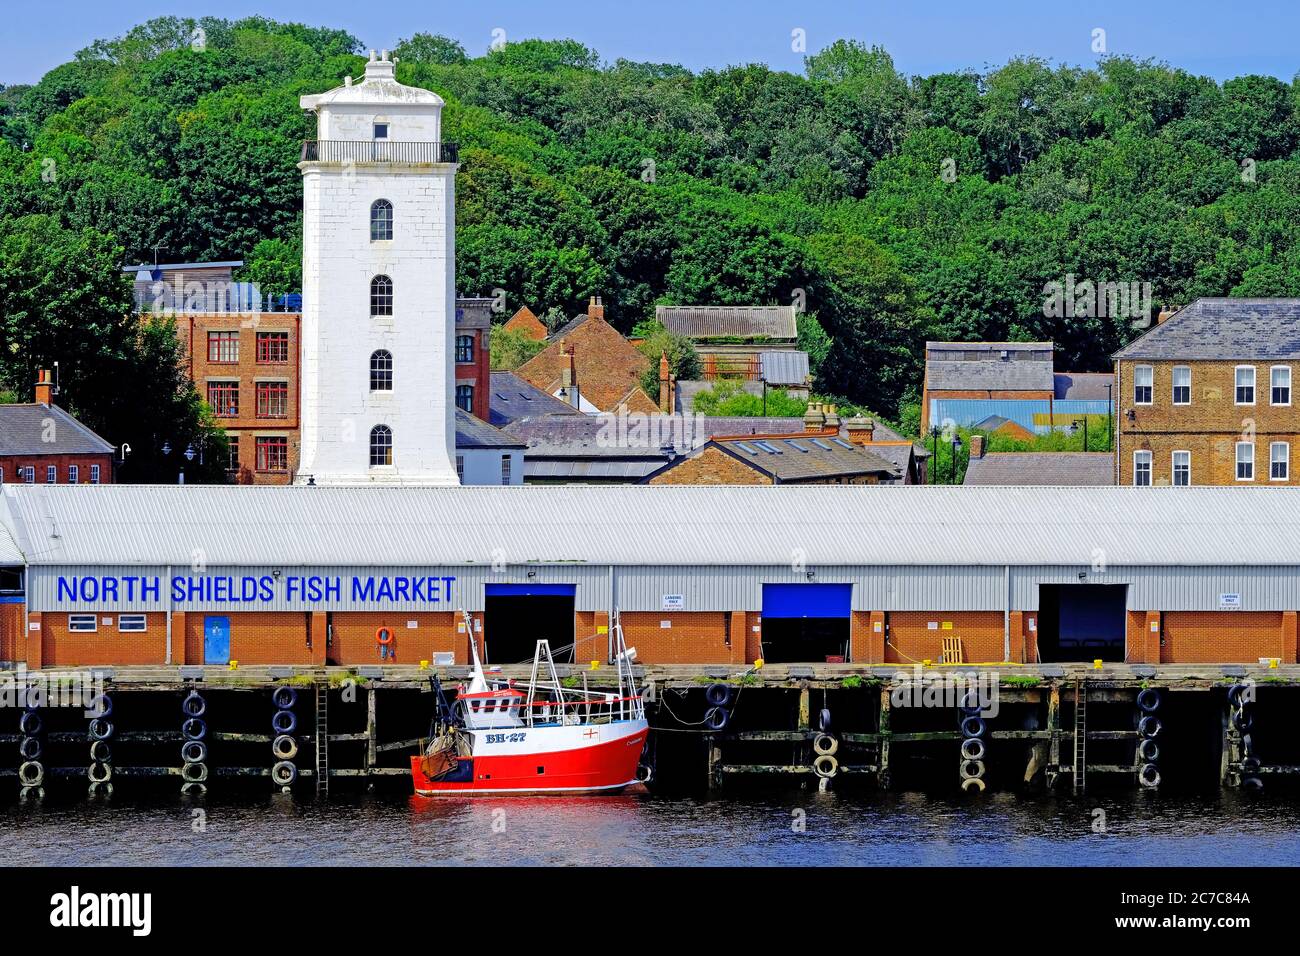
<box><xmin>412</xmin><ymin>724</ymin><xmax>648</xmax><ymax>795</ymax></box>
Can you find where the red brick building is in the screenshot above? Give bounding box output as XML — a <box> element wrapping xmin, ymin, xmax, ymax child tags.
<box><xmin>0</xmin><ymin>371</ymin><xmax>114</xmax><ymax>485</ymax></box>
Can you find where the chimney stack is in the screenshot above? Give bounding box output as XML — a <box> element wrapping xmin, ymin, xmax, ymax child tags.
<box><xmin>588</xmin><ymin>296</ymin><xmax>604</xmax><ymax>321</ymax></box>
<box><xmin>970</xmin><ymin>434</ymin><xmax>985</xmax><ymax>459</ymax></box>
<box><xmin>34</xmin><ymin>369</ymin><xmax>53</xmax><ymax>406</ymax></box>
<box><xmin>803</xmin><ymin>401</ymin><xmax>825</xmax><ymax>434</ymax></box>
<box><xmin>1156</xmin><ymin>307</ymin><xmax>1176</xmax><ymax>325</ymax></box>
<box><xmin>659</xmin><ymin>351</ymin><xmax>672</xmax><ymax>413</ymax></box>
<box><xmin>560</xmin><ymin>340</ymin><xmax>579</xmax><ymax>407</ymax></box>
<box><xmin>823</xmin><ymin>404</ymin><xmax>840</xmax><ymax>432</ymax></box>
<box><xmin>844</xmin><ymin>417</ymin><xmax>875</xmax><ymax>446</ymax></box>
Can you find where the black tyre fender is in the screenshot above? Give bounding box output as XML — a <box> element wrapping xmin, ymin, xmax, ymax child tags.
<box><xmin>182</xmin><ymin>740</ymin><xmax>208</xmax><ymax>764</ymax></box>
<box><xmin>812</xmin><ymin>754</ymin><xmax>838</xmax><ymax>778</ymax></box>
<box><xmin>1241</xmin><ymin>755</ymin><xmax>1262</xmax><ymax>773</ymax></box>
<box><xmin>812</xmin><ymin>733</ymin><xmax>839</xmax><ymax>756</ymax></box>
<box><xmin>271</xmin><ymin>760</ymin><xmax>298</xmax><ymax>787</ymax></box>
<box><xmin>703</xmin><ymin>706</ymin><xmax>729</xmax><ymax>731</ymax></box>
<box><xmin>89</xmin><ymin>740</ymin><xmax>111</xmax><ymax>764</ymax></box>
<box><xmin>87</xmin><ymin>762</ymin><xmax>112</xmax><ymax>784</ymax></box>
<box><xmin>959</xmin><ymin>690</ymin><xmax>982</xmax><ymax>715</ymax></box>
<box><xmin>271</xmin><ymin>734</ymin><xmax>298</xmax><ymax>760</ymax></box>
<box><xmin>18</xmin><ymin>711</ymin><xmax>42</xmax><ymax>736</ymax></box>
<box><xmin>960</xmin><ymin>715</ymin><xmax>986</xmax><ymax>738</ymax></box>
<box><xmin>271</xmin><ymin>709</ymin><xmax>297</xmax><ymax>734</ymax></box>
<box><xmin>960</xmin><ymin>776</ymin><xmax>987</xmax><ymax>793</ymax></box>
<box><xmin>272</xmin><ymin>686</ymin><xmax>298</xmax><ymax>710</ymax></box>
<box><xmin>182</xmin><ymin>717</ymin><xmax>207</xmax><ymax>741</ymax></box>
<box><xmin>1241</xmin><ymin>775</ymin><xmax>1264</xmax><ymax>791</ymax></box>
<box><xmin>181</xmin><ymin>762</ymin><xmax>208</xmax><ymax>783</ymax></box>
<box><xmin>960</xmin><ymin>737</ymin><xmax>987</xmax><ymax>761</ymax></box>
<box><xmin>1137</xmin><ymin>715</ymin><xmax>1162</xmax><ymax>739</ymax></box>
<box><xmin>1137</xmin><ymin>738</ymin><xmax>1159</xmax><ymax>762</ymax></box>
<box><xmin>18</xmin><ymin>736</ymin><xmax>41</xmax><ymax>761</ymax></box>
<box><xmin>704</xmin><ymin>683</ymin><xmax>732</xmax><ymax>707</ymax></box>
<box><xmin>1138</xmin><ymin>763</ymin><xmax>1161</xmax><ymax>788</ymax></box>
<box><xmin>1233</xmin><ymin>709</ymin><xmax>1253</xmax><ymax>732</ymax></box>
<box><xmin>87</xmin><ymin>693</ymin><xmax>112</xmax><ymax>719</ymax></box>
<box><xmin>182</xmin><ymin>691</ymin><xmax>207</xmax><ymax>718</ymax></box>
<box><xmin>18</xmin><ymin>761</ymin><xmax>43</xmax><ymax>787</ymax></box>
<box><xmin>1136</xmin><ymin>688</ymin><xmax>1161</xmax><ymax>713</ymax></box>
<box><xmin>88</xmin><ymin>718</ymin><xmax>113</xmax><ymax>741</ymax></box>
<box><xmin>818</xmin><ymin>708</ymin><xmax>833</xmax><ymax>733</ymax></box>
<box><xmin>959</xmin><ymin>759</ymin><xmax>986</xmax><ymax>781</ymax></box>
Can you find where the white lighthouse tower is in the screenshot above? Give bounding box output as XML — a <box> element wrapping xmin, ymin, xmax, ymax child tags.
<box><xmin>296</xmin><ymin>50</ymin><xmax>459</xmax><ymax>485</ymax></box>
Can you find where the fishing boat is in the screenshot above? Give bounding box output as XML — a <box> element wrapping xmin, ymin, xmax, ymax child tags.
<box><xmin>411</xmin><ymin>615</ymin><xmax>649</xmax><ymax>795</ymax></box>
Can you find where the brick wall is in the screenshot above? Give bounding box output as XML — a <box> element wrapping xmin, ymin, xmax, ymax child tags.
<box><xmin>0</xmin><ymin>602</ymin><xmax>24</xmax><ymax>662</ymax></box>
<box><xmin>0</xmin><ymin>454</ymin><xmax>114</xmax><ymax>484</ymax></box>
<box><xmin>884</xmin><ymin>612</ymin><xmax>1006</xmax><ymax>664</ymax></box>
<box><xmin>42</xmin><ymin>612</ymin><xmax>167</xmax><ymax>666</ymax></box>
<box><xmin>184</xmin><ymin>313</ymin><xmax>300</xmax><ymax>485</ymax></box>
<box><xmin>1162</xmin><ymin>611</ymin><xmax>1286</xmax><ymax>663</ymax></box>
<box><xmin>329</xmin><ymin>611</ymin><xmax>458</xmax><ymax>665</ymax></box>
<box><xmin>646</xmin><ymin>446</ymin><xmax>770</xmax><ymax>485</ymax></box>
<box><xmin>183</xmin><ymin>611</ymin><xmax>312</xmax><ymax>665</ymax></box>
<box><xmin>1117</xmin><ymin>359</ymin><xmax>1300</xmax><ymax>485</ymax></box>
<box><xmin>620</xmin><ymin>611</ymin><xmax>742</xmax><ymax>664</ymax></box>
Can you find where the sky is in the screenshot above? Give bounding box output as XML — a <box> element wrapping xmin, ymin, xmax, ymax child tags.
<box><xmin>4</xmin><ymin>0</ymin><xmax>1300</xmax><ymax>86</ymax></box>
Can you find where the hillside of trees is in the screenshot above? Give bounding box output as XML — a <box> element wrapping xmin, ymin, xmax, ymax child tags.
<box><xmin>3</xmin><ymin>15</ymin><xmax>1300</xmax><ymax>435</ymax></box>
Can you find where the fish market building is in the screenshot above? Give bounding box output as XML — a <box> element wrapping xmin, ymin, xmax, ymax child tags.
<box><xmin>1</xmin><ymin>484</ymin><xmax>1298</xmax><ymax>670</ymax></box>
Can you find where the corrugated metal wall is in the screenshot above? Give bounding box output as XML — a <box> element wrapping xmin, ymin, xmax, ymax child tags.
<box><xmin>27</xmin><ymin>563</ymin><xmax>1300</xmax><ymax>614</ymax></box>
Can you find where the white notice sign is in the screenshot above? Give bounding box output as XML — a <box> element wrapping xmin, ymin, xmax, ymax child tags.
<box><xmin>1219</xmin><ymin>593</ymin><xmax>1242</xmax><ymax>610</ymax></box>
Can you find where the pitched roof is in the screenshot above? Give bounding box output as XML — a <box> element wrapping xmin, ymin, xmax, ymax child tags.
<box><xmin>925</xmin><ymin>341</ymin><xmax>1055</xmax><ymax>392</ymax></box>
<box><xmin>963</xmin><ymin>452</ymin><xmax>1115</xmax><ymax>486</ymax></box>
<box><xmin>454</xmin><ymin>409</ymin><xmax>526</xmax><ymax>450</ymax></box>
<box><xmin>515</xmin><ymin>315</ymin><xmax>650</xmax><ymax>413</ymax></box>
<box><xmin>1054</xmin><ymin>372</ymin><xmax>1114</xmax><ymax>400</ymax></box>
<box><xmin>656</xmin><ymin>305</ymin><xmax>798</xmax><ymax>339</ymax></box>
<box><xmin>0</xmin><ymin>404</ymin><xmax>115</xmax><ymax>456</ymax></box>
<box><xmin>501</xmin><ymin>306</ymin><xmax>547</xmax><ymax>341</ymax></box>
<box><xmin>488</xmin><ymin>371</ymin><xmax>581</xmax><ymax>426</ymax></box>
<box><xmin>648</xmin><ymin>435</ymin><xmax>901</xmax><ymax>484</ymax></box>
<box><xmin>1112</xmin><ymin>298</ymin><xmax>1300</xmax><ymax>361</ymax></box>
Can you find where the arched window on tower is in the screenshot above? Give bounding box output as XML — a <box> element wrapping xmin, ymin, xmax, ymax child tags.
<box><xmin>370</xmin><ymin>275</ymin><xmax>393</xmax><ymax>316</ymax></box>
<box><xmin>370</xmin><ymin>199</ymin><xmax>393</xmax><ymax>241</ymax></box>
<box><xmin>370</xmin><ymin>350</ymin><xmax>393</xmax><ymax>391</ymax></box>
<box><xmin>369</xmin><ymin>425</ymin><xmax>393</xmax><ymax>467</ymax></box>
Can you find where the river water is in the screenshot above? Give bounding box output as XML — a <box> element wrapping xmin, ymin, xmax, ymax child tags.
<box><xmin>2</xmin><ymin>788</ymin><xmax>1298</xmax><ymax>866</ymax></box>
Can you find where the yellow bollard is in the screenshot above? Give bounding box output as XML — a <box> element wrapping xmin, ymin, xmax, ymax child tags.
<box><xmin>922</xmin><ymin>659</ymin><xmax>932</xmax><ymax>667</ymax></box>
<box><xmin>1269</xmin><ymin>658</ymin><xmax>1279</xmax><ymax>669</ymax></box>
<box><xmin>228</xmin><ymin>660</ymin><xmax>238</xmax><ymax>671</ymax></box>
<box><xmin>590</xmin><ymin>659</ymin><xmax>600</xmax><ymax>670</ymax></box>
<box><xmin>754</xmin><ymin>658</ymin><xmax>764</xmax><ymax>670</ymax></box>
<box><xmin>1093</xmin><ymin>659</ymin><xmax>1103</xmax><ymax>670</ymax></box>
<box><xmin>418</xmin><ymin>659</ymin><xmax>430</xmax><ymax>671</ymax></box>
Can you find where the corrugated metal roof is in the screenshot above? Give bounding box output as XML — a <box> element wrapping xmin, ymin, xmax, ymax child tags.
<box><xmin>3</xmin><ymin>484</ymin><xmax>1299</xmax><ymax>568</ymax></box>
<box><xmin>760</xmin><ymin>351</ymin><xmax>810</xmax><ymax>385</ymax></box>
<box><xmin>0</xmin><ymin>404</ymin><xmax>116</xmax><ymax>455</ymax></box>
<box><xmin>700</xmin><ymin>437</ymin><xmax>901</xmax><ymax>482</ymax></box>
<box><xmin>656</xmin><ymin>305</ymin><xmax>797</xmax><ymax>340</ymax></box>
<box><xmin>1113</xmin><ymin>298</ymin><xmax>1300</xmax><ymax>360</ymax></box>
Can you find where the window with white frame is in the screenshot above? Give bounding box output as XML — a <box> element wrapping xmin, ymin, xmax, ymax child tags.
<box><xmin>1272</xmin><ymin>366</ymin><xmax>1291</xmax><ymax>406</ymax></box>
<box><xmin>118</xmin><ymin>614</ymin><xmax>147</xmax><ymax>632</ymax></box>
<box><xmin>1133</xmin><ymin>365</ymin><xmax>1153</xmax><ymax>405</ymax></box>
<box><xmin>45</xmin><ymin>465</ymin><xmax>56</xmax><ymax>484</ymax></box>
<box><xmin>1172</xmin><ymin>366</ymin><xmax>1191</xmax><ymax>405</ymax></box>
<box><xmin>68</xmin><ymin>614</ymin><xmax>97</xmax><ymax>632</ymax></box>
<box><xmin>500</xmin><ymin>455</ymin><xmax>511</xmax><ymax>486</ymax></box>
<box><xmin>1236</xmin><ymin>441</ymin><xmax>1255</xmax><ymax>480</ymax></box>
<box><xmin>1271</xmin><ymin>442</ymin><xmax>1290</xmax><ymax>480</ymax></box>
<box><xmin>22</xmin><ymin>467</ymin><xmax>34</xmax><ymax>483</ymax></box>
<box><xmin>68</xmin><ymin>464</ymin><xmax>78</xmax><ymax>484</ymax></box>
<box><xmin>90</xmin><ymin>464</ymin><xmax>100</xmax><ymax>484</ymax></box>
<box><xmin>1236</xmin><ymin>366</ymin><xmax>1256</xmax><ymax>405</ymax></box>
<box><xmin>1172</xmin><ymin>450</ymin><xmax>1191</xmax><ymax>486</ymax></box>
<box><xmin>1133</xmin><ymin>450</ymin><xmax>1152</xmax><ymax>486</ymax></box>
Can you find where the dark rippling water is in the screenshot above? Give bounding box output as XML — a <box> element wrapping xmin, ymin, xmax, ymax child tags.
<box><xmin>3</xmin><ymin>788</ymin><xmax>1299</xmax><ymax>866</ymax></box>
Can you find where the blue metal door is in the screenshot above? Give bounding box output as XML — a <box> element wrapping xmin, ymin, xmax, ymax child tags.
<box><xmin>204</xmin><ymin>616</ymin><xmax>231</xmax><ymax>665</ymax></box>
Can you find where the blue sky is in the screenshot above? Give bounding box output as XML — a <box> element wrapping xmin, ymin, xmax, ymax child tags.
<box><xmin>5</xmin><ymin>0</ymin><xmax>1300</xmax><ymax>86</ymax></box>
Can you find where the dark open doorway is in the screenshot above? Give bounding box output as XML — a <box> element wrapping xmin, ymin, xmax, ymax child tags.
<box><xmin>1036</xmin><ymin>584</ymin><xmax>1127</xmax><ymax>662</ymax></box>
<box><xmin>760</xmin><ymin>583</ymin><xmax>852</xmax><ymax>663</ymax></box>
<box><xmin>484</xmin><ymin>584</ymin><xmax>576</xmax><ymax>665</ymax></box>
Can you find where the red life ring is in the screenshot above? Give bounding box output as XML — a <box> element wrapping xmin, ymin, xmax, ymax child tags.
<box><xmin>376</xmin><ymin>627</ymin><xmax>394</xmax><ymax>646</ymax></box>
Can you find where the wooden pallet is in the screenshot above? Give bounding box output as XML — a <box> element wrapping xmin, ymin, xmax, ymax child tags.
<box><xmin>941</xmin><ymin>636</ymin><xmax>964</xmax><ymax>664</ymax></box>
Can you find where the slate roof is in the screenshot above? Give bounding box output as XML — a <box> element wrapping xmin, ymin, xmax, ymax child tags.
<box><xmin>0</xmin><ymin>404</ymin><xmax>115</xmax><ymax>456</ymax></box>
<box><xmin>1112</xmin><ymin>298</ymin><xmax>1300</xmax><ymax>361</ymax></box>
<box><xmin>1054</xmin><ymin>372</ymin><xmax>1114</xmax><ymax>400</ymax></box>
<box><xmin>488</xmin><ymin>371</ymin><xmax>581</xmax><ymax>426</ymax></box>
<box><xmin>656</xmin><ymin>305</ymin><xmax>798</xmax><ymax>340</ymax></box>
<box><xmin>963</xmin><ymin>453</ymin><xmax>1115</xmax><ymax>487</ymax></box>
<box><xmin>454</xmin><ymin>409</ymin><xmax>526</xmax><ymax>450</ymax></box>
<box><xmin>645</xmin><ymin>435</ymin><xmax>901</xmax><ymax>484</ymax></box>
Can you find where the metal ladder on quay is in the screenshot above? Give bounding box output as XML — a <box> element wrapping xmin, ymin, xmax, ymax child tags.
<box><xmin>315</xmin><ymin>677</ymin><xmax>330</xmax><ymax>796</ymax></box>
<box><xmin>1072</xmin><ymin>678</ymin><xmax>1087</xmax><ymax>795</ymax></box>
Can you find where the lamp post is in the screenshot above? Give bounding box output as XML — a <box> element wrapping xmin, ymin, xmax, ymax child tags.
<box><xmin>951</xmin><ymin>434</ymin><xmax>963</xmax><ymax>485</ymax></box>
<box><xmin>1070</xmin><ymin>417</ymin><xmax>1089</xmax><ymax>451</ymax></box>
<box><xmin>930</xmin><ymin>425</ymin><xmax>941</xmax><ymax>484</ymax></box>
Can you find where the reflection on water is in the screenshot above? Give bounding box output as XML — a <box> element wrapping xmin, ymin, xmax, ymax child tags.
<box><xmin>2</xmin><ymin>789</ymin><xmax>1298</xmax><ymax>866</ymax></box>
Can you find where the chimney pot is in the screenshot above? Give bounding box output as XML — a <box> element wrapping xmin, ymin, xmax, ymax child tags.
<box><xmin>970</xmin><ymin>434</ymin><xmax>985</xmax><ymax>459</ymax></box>
<box><xmin>34</xmin><ymin>369</ymin><xmax>53</xmax><ymax>406</ymax></box>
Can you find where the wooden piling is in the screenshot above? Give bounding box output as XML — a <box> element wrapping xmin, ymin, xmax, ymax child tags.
<box><xmin>1045</xmin><ymin>683</ymin><xmax>1061</xmax><ymax>791</ymax></box>
<box><xmin>876</xmin><ymin>686</ymin><xmax>891</xmax><ymax>790</ymax></box>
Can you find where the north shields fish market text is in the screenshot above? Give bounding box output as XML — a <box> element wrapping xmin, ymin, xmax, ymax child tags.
<box><xmin>55</xmin><ymin>575</ymin><xmax>457</xmax><ymax>606</ymax></box>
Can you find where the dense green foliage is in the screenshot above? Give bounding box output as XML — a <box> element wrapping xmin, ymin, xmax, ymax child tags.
<box><xmin>5</xmin><ymin>17</ymin><xmax>1300</xmax><ymax>428</ymax></box>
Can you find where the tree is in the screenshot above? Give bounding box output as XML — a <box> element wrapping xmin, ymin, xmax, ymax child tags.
<box><xmin>0</xmin><ymin>215</ymin><xmax>226</xmax><ymax>482</ymax></box>
<box><xmin>634</xmin><ymin>322</ymin><xmax>700</xmax><ymax>396</ymax></box>
<box><xmin>394</xmin><ymin>33</ymin><xmax>468</xmax><ymax>66</ymax></box>
<box><xmin>491</xmin><ymin>326</ymin><xmax>546</xmax><ymax>370</ymax></box>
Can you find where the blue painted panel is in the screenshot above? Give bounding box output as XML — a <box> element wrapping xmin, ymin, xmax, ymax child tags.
<box><xmin>485</xmin><ymin>584</ymin><xmax>576</xmax><ymax>598</ymax></box>
<box><xmin>762</xmin><ymin>583</ymin><xmax>852</xmax><ymax>619</ymax></box>
<box><xmin>204</xmin><ymin>615</ymin><xmax>230</xmax><ymax>665</ymax></box>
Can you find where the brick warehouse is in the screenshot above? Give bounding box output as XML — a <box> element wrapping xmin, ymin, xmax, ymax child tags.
<box><xmin>2</xmin><ymin>484</ymin><xmax>1299</xmax><ymax>670</ymax></box>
